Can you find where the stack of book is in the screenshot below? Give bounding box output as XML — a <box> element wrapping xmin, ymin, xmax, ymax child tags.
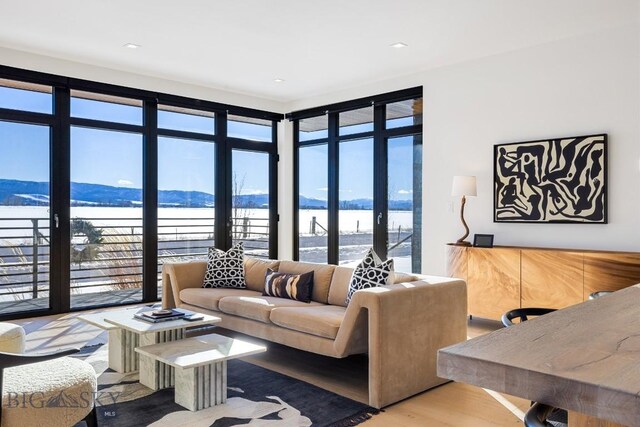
<box><xmin>134</xmin><ymin>308</ymin><xmax>185</xmax><ymax>323</ymax></box>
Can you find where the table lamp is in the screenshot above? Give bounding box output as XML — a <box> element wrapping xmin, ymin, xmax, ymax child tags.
<box><xmin>451</xmin><ymin>176</ymin><xmax>477</xmax><ymax>246</ymax></box>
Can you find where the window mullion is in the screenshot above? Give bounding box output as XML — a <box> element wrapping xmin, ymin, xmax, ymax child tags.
<box><xmin>327</xmin><ymin>113</ymin><xmax>339</xmax><ymax>265</ymax></box>
<box><xmin>142</xmin><ymin>99</ymin><xmax>158</xmax><ymax>302</ymax></box>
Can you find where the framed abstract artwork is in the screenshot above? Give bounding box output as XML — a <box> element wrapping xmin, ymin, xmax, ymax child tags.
<box><xmin>494</xmin><ymin>134</ymin><xmax>607</xmax><ymax>223</ymax></box>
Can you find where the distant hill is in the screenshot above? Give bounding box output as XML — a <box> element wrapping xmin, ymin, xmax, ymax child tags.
<box><xmin>0</xmin><ymin>179</ymin><xmax>217</xmax><ymax>208</ymax></box>
<box><xmin>0</xmin><ymin>179</ymin><xmax>412</xmax><ymax>210</ymax></box>
<box><xmin>301</xmin><ymin>196</ymin><xmax>412</xmax><ymax>210</ymax></box>
<box><xmin>299</xmin><ymin>196</ymin><xmax>328</xmax><ymax>209</ymax></box>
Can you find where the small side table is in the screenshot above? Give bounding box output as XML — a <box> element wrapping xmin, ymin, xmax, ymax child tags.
<box><xmin>135</xmin><ymin>333</ymin><xmax>266</xmax><ymax>411</ymax></box>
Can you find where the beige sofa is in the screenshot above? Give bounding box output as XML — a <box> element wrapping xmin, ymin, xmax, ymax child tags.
<box><xmin>162</xmin><ymin>257</ymin><xmax>467</xmax><ymax>408</ymax></box>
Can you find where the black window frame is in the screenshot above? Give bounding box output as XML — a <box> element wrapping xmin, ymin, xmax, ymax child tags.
<box><xmin>289</xmin><ymin>87</ymin><xmax>423</xmax><ymax>268</ymax></box>
<box><xmin>0</xmin><ymin>65</ymin><xmax>282</xmax><ymax>321</ymax></box>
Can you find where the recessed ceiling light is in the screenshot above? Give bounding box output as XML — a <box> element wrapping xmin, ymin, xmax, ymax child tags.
<box><xmin>123</xmin><ymin>43</ymin><xmax>141</xmax><ymax>49</ymax></box>
<box><xmin>274</xmin><ymin>78</ymin><xmax>285</xmax><ymax>83</ymax></box>
<box><xmin>390</xmin><ymin>42</ymin><xmax>408</xmax><ymax>49</ymax></box>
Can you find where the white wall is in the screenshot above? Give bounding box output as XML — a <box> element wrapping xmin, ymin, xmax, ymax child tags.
<box><xmin>286</xmin><ymin>23</ymin><xmax>640</xmax><ymax>274</ymax></box>
<box><xmin>0</xmin><ymin>46</ymin><xmax>286</xmax><ymax>113</ymax></box>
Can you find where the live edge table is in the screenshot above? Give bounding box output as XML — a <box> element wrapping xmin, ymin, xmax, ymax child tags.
<box><xmin>437</xmin><ymin>284</ymin><xmax>640</xmax><ymax>427</ymax></box>
<box><xmin>79</xmin><ymin>308</ymin><xmax>220</xmax><ymax>390</ymax></box>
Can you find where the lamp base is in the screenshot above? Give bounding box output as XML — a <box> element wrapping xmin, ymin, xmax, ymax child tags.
<box><xmin>454</xmin><ymin>240</ymin><xmax>472</xmax><ymax>247</ymax></box>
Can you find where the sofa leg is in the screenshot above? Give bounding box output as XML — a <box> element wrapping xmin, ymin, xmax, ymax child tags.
<box><xmin>83</xmin><ymin>407</ymin><xmax>98</xmax><ymax>427</ymax></box>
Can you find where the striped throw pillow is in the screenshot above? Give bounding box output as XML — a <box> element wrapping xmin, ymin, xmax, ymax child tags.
<box><xmin>263</xmin><ymin>268</ymin><xmax>314</xmax><ymax>303</ymax></box>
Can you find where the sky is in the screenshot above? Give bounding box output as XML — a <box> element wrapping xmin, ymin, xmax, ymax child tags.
<box><xmin>0</xmin><ymin>85</ymin><xmax>416</xmax><ymax>201</ymax></box>
<box><xmin>299</xmin><ymin>134</ymin><xmax>416</xmax><ymax>201</ymax></box>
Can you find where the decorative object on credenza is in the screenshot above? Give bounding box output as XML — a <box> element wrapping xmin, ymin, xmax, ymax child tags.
<box><xmin>494</xmin><ymin>134</ymin><xmax>607</xmax><ymax>223</ymax></box>
<box><xmin>451</xmin><ymin>176</ymin><xmax>477</xmax><ymax>246</ymax></box>
<box><xmin>473</xmin><ymin>234</ymin><xmax>494</xmax><ymax>248</ymax></box>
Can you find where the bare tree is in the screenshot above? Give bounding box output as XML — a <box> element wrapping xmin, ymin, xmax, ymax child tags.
<box><xmin>232</xmin><ymin>171</ymin><xmax>249</xmax><ymax>239</ymax></box>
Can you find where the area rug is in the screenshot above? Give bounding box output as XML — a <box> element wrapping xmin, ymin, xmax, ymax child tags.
<box><xmin>74</xmin><ymin>344</ymin><xmax>379</xmax><ymax>427</ymax></box>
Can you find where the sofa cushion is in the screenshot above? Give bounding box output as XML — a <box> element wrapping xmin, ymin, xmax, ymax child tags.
<box><xmin>328</xmin><ymin>267</ymin><xmax>420</xmax><ymax>307</ymax></box>
<box><xmin>270</xmin><ymin>305</ymin><xmax>346</xmax><ymax>340</ymax></box>
<box><xmin>218</xmin><ymin>296</ymin><xmax>322</xmax><ymax>323</ymax></box>
<box><xmin>263</xmin><ymin>268</ymin><xmax>314</xmax><ymax>303</ymax></box>
<box><xmin>180</xmin><ymin>288</ymin><xmax>262</xmax><ymax>312</ymax></box>
<box><xmin>393</xmin><ymin>271</ymin><xmax>419</xmax><ymax>284</ymax></box>
<box><xmin>203</xmin><ymin>243</ymin><xmax>245</xmax><ymax>289</ymax></box>
<box><xmin>277</xmin><ymin>261</ymin><xmax>336</xmax><ymax>304</ymax></box>
<box><xmin>327</xmin><ymin>266</ymin><xmax>354</xmax><ymax>307</ymax></box>
<box><xmin>244</xmin><ymin>258</ymin><xmax>280</xmax><ymax>292</ymax></box>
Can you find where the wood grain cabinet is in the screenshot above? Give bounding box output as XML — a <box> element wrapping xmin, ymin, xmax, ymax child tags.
<box><xmin>446</xmin><ymin>245</ymin><xmax>640</xmax><ymax>321</ymax></box>
<box><xmin>467</xmin><ymin>248</ymin><xmax>520</xmax><ymax>320</ymax></box>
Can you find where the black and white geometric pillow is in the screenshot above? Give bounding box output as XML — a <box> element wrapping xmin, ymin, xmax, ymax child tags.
<box><xmin>345</xmin><ymin>248</ymin><xmax>394</xmax><ymax>305</ymax></box>
<box><xmin>202</xmin><ymin>242</ymin><xmax>246</xmax><ymax>289</ymax></box>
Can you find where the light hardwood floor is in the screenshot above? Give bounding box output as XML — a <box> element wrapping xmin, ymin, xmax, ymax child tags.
<box><xmin>11</xmin><ymin>309</ymin><xmax>529</xmax><ymax>426</ymax></box>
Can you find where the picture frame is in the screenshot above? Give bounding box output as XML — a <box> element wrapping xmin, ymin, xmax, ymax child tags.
<box><xmin>494</xmin><ymin>134</ymin><xmax>607</xmax><ymax>223</ymax></box>
<box><xmin>473</xmin><ymin>234</ymin><xmax>494</xmax><ymax>248</ymax></box>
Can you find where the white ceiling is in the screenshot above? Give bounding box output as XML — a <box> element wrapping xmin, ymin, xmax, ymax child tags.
<box><xmin>0</xmin><ymin>0</ymin><xmax>637</xmax><ymax>104</ymax></box>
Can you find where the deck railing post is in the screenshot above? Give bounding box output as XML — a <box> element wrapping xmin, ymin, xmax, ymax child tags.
<box><xmin>242</xmin><ymin>217</ymin><xmax>249</xmax><ymax>238</ymax></box>
<box><xmin>31</xmin><ymin>219</ymin><xmax>39</xmax><ymax>299</ymax></box>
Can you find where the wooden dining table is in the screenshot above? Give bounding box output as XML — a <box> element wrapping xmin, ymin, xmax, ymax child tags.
<box><xmin>437</xmin><ymin>284</ymin><xmax>640</xmax><ymax>427</ymax></box>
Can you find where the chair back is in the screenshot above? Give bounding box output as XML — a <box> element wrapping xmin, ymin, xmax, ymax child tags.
<box><xmin>501</xmin><ymin>308</ymin><xmax>556</xmax><ymax>327</ymax></box>
<box><xmin>524</xmin><ymin>402</ymin><xmax>555</xmax><ymax>427</ymax></box>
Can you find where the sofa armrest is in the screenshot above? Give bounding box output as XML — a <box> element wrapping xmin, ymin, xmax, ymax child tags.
<box><xmin>336</xmin><ymin>277</ymin><xmax>467</xmax><ymax>408</ymax></box>
<box><xmin>162</xmin><ymin>262</ymin><xmax>207</xmax><ymax>309</ymax></box>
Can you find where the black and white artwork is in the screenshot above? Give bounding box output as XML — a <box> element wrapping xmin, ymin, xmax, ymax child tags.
<box><xmin>494</xmin><ymin>134</ymin><xmax>607</xmax><ymax>223</ymax></box>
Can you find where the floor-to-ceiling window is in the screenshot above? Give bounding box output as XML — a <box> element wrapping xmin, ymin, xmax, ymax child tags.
<box><xmin>0</xmin><ymin>66</ymin><xmax>281</xmax><ymax>320</ymax></box>
<box><xmin>0</xmin><ymin>79</ymin><xmax>54</xmax><ymax>316</ymax></box>
<box><xmin>157</xmin><ymin>105</ymin><xmax>216</xmax><ymax>300</ymax></box>
<box><xmin>69</xmin><ymin>91</ymin><xmax>145</xmax><ymax>309</ymax></box>
<box><xmin>292</xmin><ymin>88</ymin><xmax>423</xmax><ymax>273</ymax></box>
<box><xmin>228</xmin><ymin>115</ymin><xmax>277</xmax><ymax>259</ymax></box>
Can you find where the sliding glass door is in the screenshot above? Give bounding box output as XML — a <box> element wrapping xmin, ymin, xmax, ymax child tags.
<box><xmin>231</xmin><ymin>149</ymin><xmax>273</xmax><ymax>258</ymax></box>
<box><xmin>157</xmin><ymin>104</ymin><xmax>217</xmax><ymax>299</ymax></box>
<box><xmin>157</xmin><ymin>137</ymin><xmax>215</xmax><ymax>299</ymax></box>
<box><xmin>387</xmin><ymin>135</ymin><xmax>422</xmax><ymax>272</ymax></box>
<box><xmin>294</xmin><ymin>89</ymin><xmax>423</xmax><ymax>273</ymax></box>
<box><xmin>338</xmin><ymin>138</ymin><xmax>373</xmax><ymax>263</ymax></box>
<box><xmin>0</xmin><ymin>121</ymin><xmax>51</xmax><ymax>315</ymax></box>
<box><xmin>0</xmin><ymin>66</ymin><xmax>281</xmax><ymax>320</ymax></box>
<box><xmin>70</xmin><ymin>127</ymin><xmax>144</xmax><ymax>309</ymax></box>
<box><xmin>298</xmin><ymin>143</ymin><xmax>328</xmax><ymax>263</ymax></box>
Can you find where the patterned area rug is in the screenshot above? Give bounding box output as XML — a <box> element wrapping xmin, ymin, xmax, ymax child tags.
<box><xmin>75</xmin><ymin>344</ymin><xmax>379</xmax><ymax>427</ymax></box>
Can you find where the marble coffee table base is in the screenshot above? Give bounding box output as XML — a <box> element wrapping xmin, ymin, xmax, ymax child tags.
<box><xmin>108</xmin><ymin>329</ymin><xmax>140</xmax><ymax>373</ymax></box>
<box><xmin>107</xmin><ymin>327</ymin><xmax>187</xmax><ymax>377</ymax></box>
<box><xmin>175</xmin><ymin>361</ymin><xmax>227</xmax><ymax>411</ymax></box>
<box><xmin>138</xmin><ymin>329</ymin><xmax>186</xmax><ymax>390</ymax></box>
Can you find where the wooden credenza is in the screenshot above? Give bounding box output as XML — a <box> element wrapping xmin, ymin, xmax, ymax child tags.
<box><xmin>446</xmin><ymin>244</ymin><xmax>640</xmax><ymax>321</ymax></box>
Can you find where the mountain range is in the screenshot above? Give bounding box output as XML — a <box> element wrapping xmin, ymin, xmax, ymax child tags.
<box><xmin>0</xmin><ymin>179</ymin><xmax>412</xmax><ymax>210</ymax></box>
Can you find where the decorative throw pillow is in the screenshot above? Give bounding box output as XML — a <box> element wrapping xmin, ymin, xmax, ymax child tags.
<box><xmin>263</xmin><ymin>268</ymin><xmax>314</xmax><ymax>303</ymax></box>
<box><xmin>202</xmin><ymin>243</ymin><xmax>246</xmax><ymax>288</ymax></box>
<box><xmin>345</xmin><ymin>248</ymin><xmax>394</xmax><ymax>305</ymax></box>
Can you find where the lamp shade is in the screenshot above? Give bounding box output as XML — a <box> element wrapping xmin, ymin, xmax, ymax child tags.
<box><xmin>451</xmin><ymin>176</ymin><xmax>477</xmax><ymax>197</ymax></box>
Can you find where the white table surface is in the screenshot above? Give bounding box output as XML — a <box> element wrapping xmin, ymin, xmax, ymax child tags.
<box><xmin>135</xmin><ymin>333</ymin><xmax>267</xmax><ymax>369</ymax></box>
<box><xmin>78</xmin><ymin>305</ymin><xmax>150</xmax><ymax>330</ymax></box>
<box><xmin>102</xmin><ymin>308</ymin><xmax>220</xmax><ymax>334</ymax></box>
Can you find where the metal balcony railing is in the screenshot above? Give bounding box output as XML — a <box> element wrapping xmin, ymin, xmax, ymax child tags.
<box><xmin>0</xmin><ymin>216</ymin><xmax>270</xmax><ymax>303</ymax></box>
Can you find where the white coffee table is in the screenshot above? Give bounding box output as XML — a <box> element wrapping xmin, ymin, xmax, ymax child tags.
<box><xmin>79</xmin><ymin>307</ymin><xmax>220</xmax><ymax>389</ymax></box>
<box><xmin>135</xmin><ymin>333</ymin><xmax>266</xmax><ymax>411</ymax></box>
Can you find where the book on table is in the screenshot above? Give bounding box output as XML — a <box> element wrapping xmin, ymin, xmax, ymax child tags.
<box><xmin>134</xmin><ymin>308</ymin><xmax>186</xmax><ymax>323</ymax></box>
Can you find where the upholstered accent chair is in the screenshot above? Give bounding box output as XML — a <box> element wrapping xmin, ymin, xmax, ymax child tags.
<box><xmin>0</xmin><ymin>322</ymin><xmax>98</xmax><ymax>427</ymax></box>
